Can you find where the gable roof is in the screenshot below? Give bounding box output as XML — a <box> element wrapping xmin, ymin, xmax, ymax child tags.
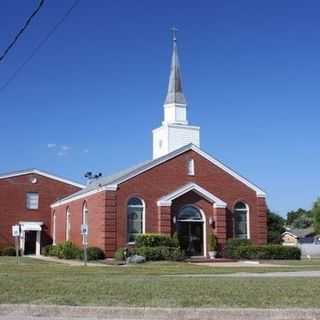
<box><xmin>282</xmin><ymin>226</ymin><xmax>315</xmax><ymax>239</ymax></box>
<box><xmin>51</xmin><ymin>144</ymin><xmax>266</xmax><ymax>208</ymax></box>
<box><xmin>0</xmin><ymin>169</ymin><xmax>85</xmax><ymax>189</ymax></box>
<box><xmin>157</xmin><ymin>182</ymin><xmax>227</xmax><ymax>208</ymax></box>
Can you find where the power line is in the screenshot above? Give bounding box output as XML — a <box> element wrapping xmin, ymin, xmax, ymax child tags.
<box><xmin>0</xmin><ymin>0</ymin><xmax>45</xmax><ymax>63</ymax></box>
<box><xmin>0</xmin><ymin>0</ymin><xmax>81</xmax><ymax>93</ymax></box>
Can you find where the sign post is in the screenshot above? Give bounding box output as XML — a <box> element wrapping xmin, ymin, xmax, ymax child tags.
<box><xmin>12</xmin><ymin>225</ymin><xmax>20</xmax><ymax>264</ymax></box>
<box><xmin>80</xmin><ymin>224</ymin><xmax>88</xmax><ymax>266</ymax></box>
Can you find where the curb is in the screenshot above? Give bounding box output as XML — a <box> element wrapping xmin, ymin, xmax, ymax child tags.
<box><xmin>1</xmin><ymin>305</ymin><xmax>320</xmax><ymax>319</ymax></box>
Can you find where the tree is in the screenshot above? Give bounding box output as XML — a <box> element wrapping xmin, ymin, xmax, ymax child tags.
<box><xmin>313</xmin><ymin>198</ymin><xmax>320</xmax><ymax>235</ymax></box>
<box><xmin>287</xmin><ymin>208</ymin><xmax>311</xmax><ymax>226</ymax></box>
<box><xmin>267</xmin><ymin>210</ymin><xmax>286</xmax><ymax>244</ymax></box>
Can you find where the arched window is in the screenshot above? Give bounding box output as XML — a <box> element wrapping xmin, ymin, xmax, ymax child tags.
<box><xmin>52</xmin><ymin>211</ymin><xmax>56</xmax><ymax>245</ymax></box>
<box><xmin>187</xmin><ymin>159</ymin><xmax>195</xmax><ymax>176</ymax></box>
<box><xmin>127</xmin><ymin>197</ymin><xmax>145</xmax><ymax>243</ymax></box>
<box><xmin>83</xmin><ymin>202</ymin><xmax>88</xmax><ymax>225</ymax></box>
<box><xmin>233</xmin><ymin>201</ymin><xmax>249</xmax><ymax>239</ymax></box>
<box><xmin>177</xmin><ymin>205</ymin><xmax>203</xmax><ymax>221</ymax></box>
<box><xmin>66</xmin><ymin>208</ymin><xmax>71</xmax><ymax>241</ymax></box>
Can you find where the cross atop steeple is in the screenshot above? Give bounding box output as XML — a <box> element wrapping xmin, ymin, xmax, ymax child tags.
<box><xmin>171</xmin><ymin>26</ymin><xmax>178</xmax><ymax>42</ymax></box>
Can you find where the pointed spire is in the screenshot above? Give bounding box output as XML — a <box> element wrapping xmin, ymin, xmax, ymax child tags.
<box><xmin>164</xmin><ymin>27</ymin><xmax>187</xmax><ymax>105</ymax></box>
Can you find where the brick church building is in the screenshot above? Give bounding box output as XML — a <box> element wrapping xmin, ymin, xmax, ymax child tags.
<box><xmin>51</xmin><ymin>35</ymin><xmax>267</xmax><ymax>257</ymax></box>
<box><xmin>0</xmin><ymin>169</ymin><xmax>83</xmax><ymax>255</ymax></box>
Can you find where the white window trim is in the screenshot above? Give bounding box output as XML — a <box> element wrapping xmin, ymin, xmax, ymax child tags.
<box><xmin>127</xmin><ymin>197</ymin><xmax>145</xmax><ymax>244</ymax></box>
<box><xmin>52</xmin><ymin>213</ymin><xmax>56</xmax><ymax>245</ymax></box>
<box><xmin>187</xmin><ymin>159</ymin><xmax>195</xmax><ymax>176</ymax></box>
<box><xmin>82</xmin><ymin>203</ymin><xmax>89</xmax><ymax>226</ymax></box>
<box><xmin>233</xmin><ymin>202</ymin><xmax>250</xmax><ymax>240</ymax></box>
<box><xmin>26</xmin><ymin>192</ymin><xmax>39</xmax><ymax>210</ymax></box>
<box><xmin>66</xmin><ymin>208</ymin><xmax>71</xmax><ymax>241</ymax></box>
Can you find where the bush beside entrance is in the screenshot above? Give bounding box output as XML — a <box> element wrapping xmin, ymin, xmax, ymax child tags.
<box><xmin>113</xmin><ymin>233</ymin><xmax>184</xmax><ymax>261</ymax></box>
<box><xmin>224</xmin><ymin>239</ymin><xmax>301</xmax><ymax>260</ymax></box>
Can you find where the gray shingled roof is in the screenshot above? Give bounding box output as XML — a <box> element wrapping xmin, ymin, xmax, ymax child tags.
<box><xmin>284</xmin><ymin>226</ymin><xmax>315</xmax><ymax>238</ymax></box>
<box><xmin>164</xmin><ymin>38</ymin><xmax>187</xmax><ymax>105</ymax></box>
<box><xmin>55</xmin><ymin>159</ymin><xmax>153</xmax><ymax>203</ymax></box>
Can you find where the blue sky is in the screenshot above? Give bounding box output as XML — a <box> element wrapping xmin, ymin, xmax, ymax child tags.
<box><xmin>1</xmin><ymin>1</ymin><xmax>319</xmax><ymax>216</ymax></box>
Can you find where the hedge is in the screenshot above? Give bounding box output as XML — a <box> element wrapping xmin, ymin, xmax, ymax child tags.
<box><xmin>134</xmin><ymin>246</ymin><xmax>184</xmax><ymax>261</ymax></box>
<box><xmin>135</xmin><ymin>233</ymin><xmax>179</xmax><ymax>248</ymax></box>
<box><xmin>224</xmin><ymin>238</ymin><xmax>301</xmax><ymax>260</ymax></box>
<box><xmin>79</xmin><ymin>247</ymin><xmax>105</xmax><ymax>261</ymax></box>
<box><xmin>234</xmin><ymin>245</ymin><xmax>301</xmax><ymax>260</ymax></box>
<box><xmin>224</xmin><ymin>239</ymin><xmax>252</xmax><ymax>258</ymax></box>
<box><xmin>42</xmin><ymin>242</ymin><xmax>105</xmax><ymax>261</ymax></box>
<box><xmin>1</xmin><ymin>247</ymin><xmax>19</xmax><ymax>256</ymax></box>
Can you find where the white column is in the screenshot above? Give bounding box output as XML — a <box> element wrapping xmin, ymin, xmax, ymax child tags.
<box><xmin>20</xmin><ymin>231</ymin><xmax>25</xmax><ymax>255</ymax></box>
<box><xmin>36</xmin><ymin>231</ymin><xmax>41</xmax><ymax>256</ymax></box>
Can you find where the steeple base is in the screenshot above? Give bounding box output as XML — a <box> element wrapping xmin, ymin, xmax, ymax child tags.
<box><xmin>152</xmin><ymin>123</ymin><xmax>200</xmax><ymax>159</ymax></box>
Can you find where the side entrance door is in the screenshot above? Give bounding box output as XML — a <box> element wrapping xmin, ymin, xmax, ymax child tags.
<box><xmin>24</xmin><ymin>231</ymin><xmax>37</xmax><ymax>255</ymax></box>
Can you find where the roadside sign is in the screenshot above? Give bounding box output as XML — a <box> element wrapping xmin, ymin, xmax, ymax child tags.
<box><xmin>80</xmin><ymin>224</ymin><xmax>89</xmax><ymax>267</ymax></box>
<box><xmin>80</xmin><ymin>224</ymin><xmax>88</xmax><ymax>235</ymax></box>
<box><xmin>12</xmin><ymin>225</ymin><xmax>20</xmax><ymax>264</ymax></box>
<box><xmin>12</xmin><ymin>225</ymin><xmax>20</xmax><ymax>237</ymax></box>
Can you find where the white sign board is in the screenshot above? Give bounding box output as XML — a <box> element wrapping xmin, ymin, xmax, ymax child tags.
<box><xmin>80</xmin><ymin>224</ymin><xmax>88</xmax><ymax>235</ymax></box>
<box><xmin>12</xmin><ymin>225</ymin><xmax>20</xmax><ymax>237</ymax></box>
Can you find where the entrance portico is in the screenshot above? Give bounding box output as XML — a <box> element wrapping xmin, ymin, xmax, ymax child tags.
<box><xmin>157</xmin><ymin>182</ymin><xmax>227</xmax><ymax>257</ymax></box>
<box><xmin>19</xmin><ymin>221</ymin><xmax>43</xmax><ymax>256</ymax></box>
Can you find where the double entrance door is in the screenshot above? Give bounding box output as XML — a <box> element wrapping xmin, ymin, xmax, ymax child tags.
<box><xmin>177</xmin><ymin>221</ymin><xmax>203</xmax><ymax>257</ymax></box>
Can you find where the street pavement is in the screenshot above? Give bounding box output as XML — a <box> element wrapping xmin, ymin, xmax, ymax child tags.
<box><xmin>1</xmin><ymin>305</ymin><xmax>320</xmax><ymax>320</ymax></box>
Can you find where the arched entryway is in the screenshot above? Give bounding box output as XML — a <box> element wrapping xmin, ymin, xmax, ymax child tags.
<box><xmin>176</xmin><ymin>205</ymin><xmax>206</xmax><ymax>257</ymax></box>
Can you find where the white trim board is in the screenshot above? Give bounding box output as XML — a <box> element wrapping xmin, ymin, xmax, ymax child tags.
<box><xmin>0</xmin><ymin>169</ymin><xmax>85</xmax><ymax>189</ymax></box>
<box><xmin>157</xmin><ymin>182</ymin><xmax>227</xmax><ymax>208</ymax></box>
<box><xmin>51</xmin><ymin>185</ymin><xmax>117</xmax><ymax>208</ymax></box>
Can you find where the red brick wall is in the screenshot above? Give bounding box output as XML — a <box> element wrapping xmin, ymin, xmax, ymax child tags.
<box><xmin>0</xmin><ymin>173</ymin><xmax>81</xmax><ymax>248</ymax></box>
<box><xmin>114</xmin><ymin>150</ymin><xmax>267</xmax><ymax>251</ymax></box>
<box><xmin>53</xmin><ymin>191</ymin><xmax>109</xmax><ymax>253</ymax></box>
<box><xmin>53</xmin><ymin>149</ymin><xmax>267</xmax><ymax>257</ymax></box>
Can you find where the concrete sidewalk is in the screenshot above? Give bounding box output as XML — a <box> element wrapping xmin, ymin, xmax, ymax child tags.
<box><xmin>1</xmin><ymin>305</ymin><xmax>320</xmax><ymax>320</ymax></box>
<box><xmin>163</xmin><ymin>270</ymin><xmax>320</xmax><ymax>277</ymax></box>
<box><xmin>29</xmin><ymin>255</ymin><xmax>112</xmax><ymax>267</ymax></box>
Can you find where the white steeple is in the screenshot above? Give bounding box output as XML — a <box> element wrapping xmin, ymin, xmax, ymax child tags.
<box><xmin>152</xmin><ymin>29</ymin><xmax>200</xmax><ymax>159</ymax></box>
<box><xmin>163</xmin><ymin>28</ymin><xmax>188</xmax><ymax>125</ymax></box>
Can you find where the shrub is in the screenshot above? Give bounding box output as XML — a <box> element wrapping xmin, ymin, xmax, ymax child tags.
<box><xmin>48</xmin><ymin>245</ymin><xmax>59</xmax><ymax>257</ymax></box>
<box><xmin>208</xmin><ymin>234</ymin><xmax>217</xmax><ymax>251</ymax></box>
<box><xmin>41</xmin><ymin>244</ymin><xmax>52</xmax><ymax>256</ymax></box>
<box><xmin>134</xmin><ymin>246</ymin><xmax>184</xmax><ymax>261</ymax></box>
<box><xmin>135</xmin><ymin>233</ymin><xmax>179</xmax><ymax>248</ymax></box>
<box><xmin>113</xmin><ymin>248</ymin><xmax>126</xmax><ymax>261</ymax></box>
<box><xmin>2</xmin><ymin>247</ymin><xmax>18</xmax><ymax>256</ymax></box>
<box><xmin>79</xmin><ymin>247</ymin><xmax>105</xmax><ymax>261</ymax></box>
<box><xmin>234</xmin><ymin>245</ymin><xmax>301</xmax><ymax>260</ymax></box>
<box><xmin>224</xmin><ymin>238</ymin><xmax>252</xmax><ymax>258</ymax></box>
<box><xmin>53</xmin><ymin>241</ymin><xmax>80</xmax><ymax>259</ymax></box>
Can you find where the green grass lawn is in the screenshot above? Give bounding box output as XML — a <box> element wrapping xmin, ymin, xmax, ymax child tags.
<box><xmin>1</xmin><ymin>257</ymin><xmax>320</xmax><ymax>308</ymax></box>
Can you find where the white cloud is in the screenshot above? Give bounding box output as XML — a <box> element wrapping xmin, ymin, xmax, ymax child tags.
<box><xmin>47</xmin><ymin>143</ymin><xmax>56</xmax><ymax>148</ymax></box>
<box><xmin>83</xmin><ymin>148</ymin><xmax>89</xmax><ymax>153</ymax></box>
<box><xmin>61</xmin><ymin>145</ymin><xmax>70</xmax><ymax>151</ymax></box>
